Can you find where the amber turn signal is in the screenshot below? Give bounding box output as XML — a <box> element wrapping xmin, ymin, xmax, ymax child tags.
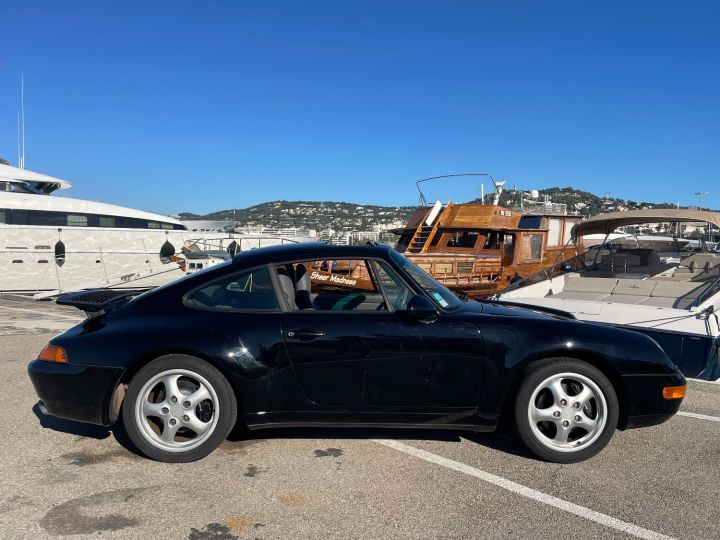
<box><xmin>662</xmin><ymin>385</ymin><xmax>686</xmax><ymax>400</ymax></box>
<box><xmin>38</xmin><ymin>345</ymin><xmax>68</xmax><ymax>364</ymax></box>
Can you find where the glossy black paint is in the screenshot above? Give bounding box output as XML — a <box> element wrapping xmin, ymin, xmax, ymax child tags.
<box><xmin>28</xmin><ymin>243</ymin><xmax>686</xmax><ymax>433</ymax></box>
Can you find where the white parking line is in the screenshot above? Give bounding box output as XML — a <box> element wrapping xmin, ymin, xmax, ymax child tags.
<box><xmin>687</xmin><ymin>378</ymin><xmax>720</xmax><ymax>385</ymax></box>
<box><xmin>0</xmin><ymin>304</ymin><xmax>82</xmax><ymax>321</ymax></box>
<box><xmin>677</xmin><ymin>411</ymin><xmax>720</xmax><ymax>423</ymax></box>
<box><xmin>373</xmin><ymin>439</ymin><xmax>676</xmax><ymax>540</ymax></box>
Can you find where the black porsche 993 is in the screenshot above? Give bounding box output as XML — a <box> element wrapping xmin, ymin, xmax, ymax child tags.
<box><xmin>28</xmin><ymin>243</ymin><xmax>686</xmax><ymax>463</ymax></box>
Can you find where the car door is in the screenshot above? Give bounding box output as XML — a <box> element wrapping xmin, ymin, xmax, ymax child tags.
<box><xmin>280</xmin><ymin>258</ymin><xmax>428</xmax><ymax>408</ymax></box>
<box><xmin>373</xmin><ymin>259</ymin><xmax>485</xmax><ymax>408</ymax></box>
<box><xmin>280</xmin><ymin>258</ymin><xmax>483</xmax><ymax>411</ymax></box>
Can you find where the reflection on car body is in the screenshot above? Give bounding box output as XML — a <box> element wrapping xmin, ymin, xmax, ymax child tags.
<box><xmin>29</xmin><ymin>243</ymin><xmax>686</xmax><ymax>463</ymax></box>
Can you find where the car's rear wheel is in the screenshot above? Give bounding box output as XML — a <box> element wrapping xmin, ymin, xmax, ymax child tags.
<box><xmin>514</xmin><ymin>358</ymin><xmax>618</xmax><ymax>463</ymax></box>
<box><xmin>122</xmin><ymin>355</ymin><xmax>237</xmax><ymax>462</ymax></box>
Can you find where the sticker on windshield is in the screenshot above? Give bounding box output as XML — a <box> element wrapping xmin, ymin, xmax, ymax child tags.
<box><xmin>432</xmin><ymin>292</ymin><xmax>449</xmax><ymax>307</ymax></box>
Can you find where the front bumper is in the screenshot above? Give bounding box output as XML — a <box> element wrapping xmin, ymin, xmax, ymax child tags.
<box><xmin>28</xmin><ymin>360</ymin><xmax>124</xmax><ymax>427</ymax></box>
<box><xmin>619</xmin><ymin>370</ymin><xmax>687</xmax><ymax>430</ymax></box>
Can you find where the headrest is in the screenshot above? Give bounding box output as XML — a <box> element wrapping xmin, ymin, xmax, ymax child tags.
<box><xmin>295</xmin><ymin>263</ymin><xmax>312</xmax><ymax>292</ymax></box>
<box><xmin>276</xmin><ymin>267</ymin><xmax>297</xmax><ymax>309</ymax></box>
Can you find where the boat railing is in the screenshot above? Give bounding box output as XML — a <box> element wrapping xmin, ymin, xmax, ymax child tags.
<box><xmin>408</xmin><ymin>254</ymin><xmax>502</xmax><ymax>286</ymax></box>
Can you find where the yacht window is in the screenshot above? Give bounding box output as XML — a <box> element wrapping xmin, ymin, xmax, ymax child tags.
<box><xmin>0</xmin><ymin>210</ymin><xmax>5</xmax><ymax>223</ymax></box>
<box><xmin>5</xmin><ymin>181</ymin><xmax>36</xmax><ymax>194</ymax></box>
<box><xmin>0</xmin><ymin>208</ymin><xmax>187</xmax><ymax>230</ymax></box>
<box><xmin>519</xmin><ymin>216</ymin><xmax>543</xmax><ymax>229</ymax></box>
<box><xmin>10</xmin><ymin>209</ymin><xmax>29</xmax><ymax>225</ymax></box>
<box><xmin>484</xmin><ymin>232</ymin><xmax>501</xmax><ymax>249</ymax></box>
<box><xmin>185</xmin><ymin>267</ymin><xmax>278</xmax><ymax>311</ymax></box>
<box><xmin>521</xmin><ymin>233</ymin><xmax>543</xmax><ymax>260</ymax></box>
<box><xmin>67</xmin><ymin>214</ymin><xmax>88</xmax><ymax>227</ymax></box>
<box><xmin>447</xmin><ymin>231</ymin><xmax>479</xmax><ymax>248</ymax></box>
<box><xmin>563</xmin><ymin>219</ymin><xmax>579</xmax><ymax>245</ymax></box>
<box><xmin>32</xmin><ymin>211</ymin><xmax>65</xmax><ymax>226</ymax></box>
<box><xmin>547</xmin><ymin>218</ymin><xmax>562</xmax><ymax>246</ymax></box>
<box><xmin>504</xmin><ymin>233</ymin><xmax>515</xmax><ymax>251</ymax></box>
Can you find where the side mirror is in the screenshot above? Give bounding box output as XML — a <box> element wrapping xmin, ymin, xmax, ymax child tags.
<box><xmin>397</xmin><ymin>294</ymin><xmax>438</xmax><ymax>324</ymax></box>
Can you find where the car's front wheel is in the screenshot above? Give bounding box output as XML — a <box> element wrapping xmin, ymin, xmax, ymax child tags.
<box><xmin>514</xmin><ymin>358</ymin><xmax>619</xmax><ymax>463</ymax></box>
<box><xmin>122</xmin><ymin>355</ymin><xmax>237</xmax><ymax>462</ymax></box>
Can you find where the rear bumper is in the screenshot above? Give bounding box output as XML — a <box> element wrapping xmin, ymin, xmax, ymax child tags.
<box><xmin>618</xmin><ymin>371</ymin><xmax>686</xmax><ymax>430</ymax></box>
<box><xmin>27</xmin><ymin>360</ymin><xmax>124</xmax><ymax>427</ymax></box>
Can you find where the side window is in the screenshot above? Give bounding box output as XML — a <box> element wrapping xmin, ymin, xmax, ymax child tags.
<box><xmin>67</xmin><ymin>214</ymin><xmax>88</xmax><ymax>227</ymax></box>
<box><xmin>484</xmin><ymin>232</ymin><xmax>501</xmax><ymax>249</ymax></box>
<box><xmin>564</xmin><ymin>219</ymin><xmax>579</xmax><ymax>245</ymax></box>
<box><xmin>278</xmin><ymin>259</ymin><xmax>386</xmax><ymax>311</ymax></box>
<box><xmin>373</xmin><ymin>261</ymin><xmax>413</xmax><ymax>311</ymax></box>
<box><xmin>185</xmin><ymin>267</ymin><xmax>278</xmax><ymax>311</ymax></box>
<box><xmin>0</xmin><ymin>210</ymin><xmax>5</xmax><ymax>223</ymax></box>
<box><xmin>547</xmin><ymin>218</ymin><xmax>562</xmax><ymax>246</ymax></box>
<box><xmin>520</xmin><ymin>233</ymin><xmax>544</xmax><ymax>261</ymax></box>
<box><xmin>447</xmin><ymin>231</ymin><xmax>479</xmax><ymax>248</ymax></box>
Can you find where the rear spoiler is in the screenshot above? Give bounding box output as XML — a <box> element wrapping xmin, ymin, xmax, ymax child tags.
<box><xmin>56</xmin><ymin>288</ymin><xmax>148</xmax><ymax>316</ymax></box>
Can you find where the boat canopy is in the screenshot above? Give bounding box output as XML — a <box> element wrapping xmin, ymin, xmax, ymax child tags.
<box><xmin>571</xmin><ymin>209</ymin><xmax>720</xmax><ymax>239</ymax></box>
<box><xmin>0</xmin><ymin>163</ymin><xmax>73</xmax><ymax>192</ymax></box>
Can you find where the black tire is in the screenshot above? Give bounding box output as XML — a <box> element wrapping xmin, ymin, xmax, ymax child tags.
<box><xmin>122</xmin><ymin>354</ymin><xmax>237</xmax><ymax>463</ymax></box>
<box><xmin>513</xmin><ymin>358</ymin><xmax>619</xmax><ymax>464</ymax></box>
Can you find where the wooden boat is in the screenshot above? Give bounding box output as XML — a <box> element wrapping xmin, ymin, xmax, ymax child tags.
<box><xmin>393</xmin><ymin>198</ymin><xmax>584</xmax><ymax>298</ymax></box>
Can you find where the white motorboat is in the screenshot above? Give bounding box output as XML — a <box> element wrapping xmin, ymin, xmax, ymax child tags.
<box><xmin>499</xmin><ymin>209</ymin><xmax>720</xmax><ymax>380</ymax></box>
<box><xmin>0</xmin><ymin>163</ymin><xmax>312</xmax><ymax>296</ymax></box>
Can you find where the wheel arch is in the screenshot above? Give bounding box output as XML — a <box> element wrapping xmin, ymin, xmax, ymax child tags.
<box><xmin>112</xmin><ymin>348</ymin><xmax>245</xmax><ymax>423</ymax></box>
<box><xmin>498</xmin><ymin>350</ymin><xmax>628</xmax><ymax>429</ymax></box>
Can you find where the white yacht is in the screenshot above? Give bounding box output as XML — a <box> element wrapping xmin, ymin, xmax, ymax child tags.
<box><xmin>0</xmin><ymin>163</ymin><xmax>311</xmax><ymax>295</ymax></box>
<box><xmin>499</xmin><ymin>209</ymin><xmax>720</xmax><ymax>380</ymax></box>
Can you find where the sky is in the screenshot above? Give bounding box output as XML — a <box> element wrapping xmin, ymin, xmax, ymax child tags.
<box><xmin>2</xmin><ymin>1</ymin><xmax>719</xmax><ymax>215</ymax></box>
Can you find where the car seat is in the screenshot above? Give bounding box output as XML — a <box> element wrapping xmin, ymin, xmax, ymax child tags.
<box><xmin>276</xmin><ymin>267</ymin><xmax>298</xmax><ymax>310</ymax></box>
<box><xmin>294</xmin><ymin>264</ymin><xmax>317</xmax><ymax>310</ymax></box>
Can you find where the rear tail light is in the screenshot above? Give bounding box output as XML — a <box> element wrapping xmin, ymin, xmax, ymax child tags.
<box><xmin>662</xmin><ymin>385</ymin><xmax>686</xmax><ymax>400</ymax></box>
<box><xmin>38</xmin><ymin>345</ymin><xmax>68</xmax><ymax>364</ymax></box>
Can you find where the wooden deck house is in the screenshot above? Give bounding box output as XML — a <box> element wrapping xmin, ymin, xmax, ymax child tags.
<box><xmin>393</xmin><ymin>202</ymin><xmax>584</xmax><ymax>298</ymax></box>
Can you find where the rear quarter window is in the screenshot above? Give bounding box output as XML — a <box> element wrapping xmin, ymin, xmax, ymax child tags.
<box><xmin>184</xmin><ymin>267</ymin><xmax>278</xmax><ymax>311</ymax></box>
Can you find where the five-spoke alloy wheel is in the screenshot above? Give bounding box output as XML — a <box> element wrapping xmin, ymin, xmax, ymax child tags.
<box><xmin>122</xmin><ymin>355</ymin><xmax>237</xmax><ymax>462</ymax></box>
<box><xmin>514</xmin><ymin>358</ymin><xmax>618</xmax><ymax>463</ymax></box>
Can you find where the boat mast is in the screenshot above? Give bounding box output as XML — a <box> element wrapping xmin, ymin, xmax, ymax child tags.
<box><xmin>18</xmin><ymin>75</ymin><xmax>25</xmax><ymax>169</ymax></box>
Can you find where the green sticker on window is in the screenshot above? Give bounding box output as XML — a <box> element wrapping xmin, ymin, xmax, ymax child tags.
<box><xmin>432</xmin><ymin>292</ymin><xmax>449</xmax><ymax>307</ymax></box>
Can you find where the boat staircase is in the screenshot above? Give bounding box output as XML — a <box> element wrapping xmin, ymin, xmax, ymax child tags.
<box><xmin>407</xmin><ymin>203</ymin><xmax>450</xmax><ymax>253</ymax></box>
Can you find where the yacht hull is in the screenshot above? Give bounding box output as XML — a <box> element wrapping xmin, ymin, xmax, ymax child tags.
<box><xmin>0</xmin><ymin>225</ymin><xmax>308</xmax><ymax>294</ymax></box>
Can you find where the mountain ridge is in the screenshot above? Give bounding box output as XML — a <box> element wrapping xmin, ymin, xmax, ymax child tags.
<box><xmin>179</xmin><ymin>187</ymin><xmax>715</xmax><ymax>232</ymax></box>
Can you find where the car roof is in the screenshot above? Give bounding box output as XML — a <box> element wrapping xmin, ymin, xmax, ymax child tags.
<box><xmin>230</xmin><ymin>242</ymin><xmax>394</xmax><ymax>267</ymax></box>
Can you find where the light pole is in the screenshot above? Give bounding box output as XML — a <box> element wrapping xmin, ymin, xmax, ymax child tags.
<box><xmin>694</xmin><ymin>191</ymin><xmax>709</xmax><ymax>210</ymax></box>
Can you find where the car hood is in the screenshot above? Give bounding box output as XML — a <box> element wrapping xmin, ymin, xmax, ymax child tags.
<box><xmin>459</xmin><ymin>299</ymin><xmax>577</xmax><ymax>321</ymax></box>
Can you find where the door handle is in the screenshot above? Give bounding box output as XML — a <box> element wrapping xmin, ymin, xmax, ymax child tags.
<box><xmin>287</xmin><ymin>328</ymin><xmax>325</xmax><ymax>340</ymax></box>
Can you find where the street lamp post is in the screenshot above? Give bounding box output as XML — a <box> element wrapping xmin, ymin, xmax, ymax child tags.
<box><xmin>694</xmin><ymin>191</ymin><xmax>709</xmax><ymax>210</ymax></box>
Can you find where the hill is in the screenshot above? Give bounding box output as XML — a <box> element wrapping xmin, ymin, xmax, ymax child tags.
<box><xmin>179</xmin><ymin>200</ymin><xmax>417</xmax><ymax>232</ymax></box>
<box><xmin>179</xmin><ymin>188</ymin><xmax>709</xmax><ymax>232</ymax></box>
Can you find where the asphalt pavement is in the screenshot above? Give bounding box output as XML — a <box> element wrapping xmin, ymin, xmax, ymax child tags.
<box><xmin>0</xmin><ymin>297</ymin><xmax>718</xmax><ymax>539</ymax></box>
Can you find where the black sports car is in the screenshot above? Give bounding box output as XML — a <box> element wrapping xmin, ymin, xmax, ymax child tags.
<box><xmin>28</xmin><ymin>243</ymin><xmax>686</xmax><ymax>463</ymax></box>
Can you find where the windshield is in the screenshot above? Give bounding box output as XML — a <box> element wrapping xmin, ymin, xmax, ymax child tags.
<box><xmin>390</xmin><ymin>250</ymin><xmax>463</xmax><ymax>310</ymax></box>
